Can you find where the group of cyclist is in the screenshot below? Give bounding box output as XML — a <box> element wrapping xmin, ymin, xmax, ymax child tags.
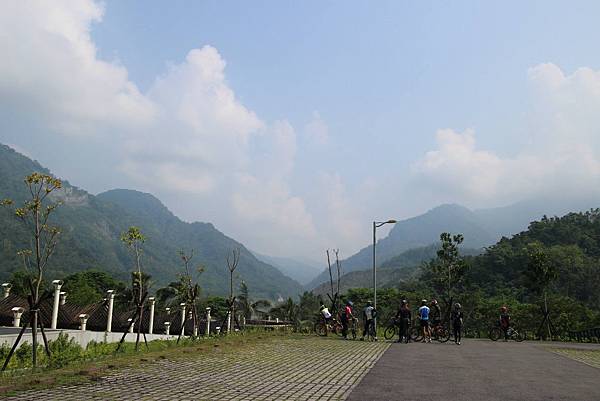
<box><xmin>319</xmin><ymin>298</ymin><xmax>513</xmax><ymax>344</ymax></box>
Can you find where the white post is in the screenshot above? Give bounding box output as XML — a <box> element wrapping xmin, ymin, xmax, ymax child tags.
<box><xmin>2</xmin><ymin>283</ymin><xmax>11</xmax><ymax>299</ymax></box>
<box><xmin>51</xmin><ymin>279</ymin><xmax>63</xmax><ymax>329</ymax></box>
<box><xmin>180</xmin><ymin>303</ymin><xmax>186</xmax><ymax>335</ymax></box>
<box><xmin>128</xmin><ymin>318</ymin><xmax>134</xmax><ymax>333</ymax></box>
<box><xmin>79</xmin><ymin>314</ymin><xmax>88</xmax><ymax>331</ymax></box>
<box><xmin>59</xmin><ymin>291</ymin><xmax>67</xmax><ymax>306</ymax></box>
<box><xmin>242</xmin><ymin>316</ymin><xmax>246</xmax><ymax>327</ymax></box>
<box><xmin>205</xmin><ymin>307</ymin><xmax>211</xmax><ymax>337</ymax></box>
<box><xmin>11</xmin><ymin>307</ymin><xmax>24</xmax><ymax>327</ymax></box>
<box><xmin>106</xmin><ymin>290</ymin><xmax>115</xmax><ymax>332</ymax></box>
<box><xmin>226</xmin><ymin>311</ymin><xmax>231</xmax><ymax>334</ymax></box>
<box><xmin>148</xmin><ymin>297</ymin><xmax>155</xmax><ymax>335</ymax></box>
<box><xmin>164</xmin><ymin>322</ymin><xmax>171</xmax><ymax>336</ymax></box>
<box><xmin>276</xmin><ymin>317</ymin><xmax>279</xmax><ymax>324</ymax></box>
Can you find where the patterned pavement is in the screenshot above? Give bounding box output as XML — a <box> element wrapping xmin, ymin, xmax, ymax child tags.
<box><xmin>7</xmin><ymin>337</ymin><xmax>389</xmax><ymax>401</ymax></box>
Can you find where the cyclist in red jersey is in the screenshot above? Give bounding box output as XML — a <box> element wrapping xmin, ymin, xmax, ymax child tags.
<box><xmin>341</xmin><ymin>300</ymin><xmax>354</xmax><ymax>340</ymax></box>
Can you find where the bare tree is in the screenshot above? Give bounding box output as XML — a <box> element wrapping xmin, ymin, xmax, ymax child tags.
<box><xmin>334</xmin><ymin>249</ymin><xmax>342</xmax><ymax>312</ymax></box>
<box><xmin>177</xmin><ymin>249</ymin><xmax>202</xmax><ymax>339</ymax></box>
<box><xmin>326</xmin><ymin>249</ymin><xmax>334</xmax><ymax>309</ymax></box>
<box><xmin>120</xmin><ymin>226</ymin><xmax>147</xmax><ymax>351</ymax></box>
<box><xmin>226</xmin><ymin>248</ymin><xmax>240</xmax><ymax>333</ymax></box>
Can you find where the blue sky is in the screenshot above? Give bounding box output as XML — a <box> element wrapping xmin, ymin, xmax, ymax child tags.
<box><xmin>2</xmin><ymin>1</ymin><xmax>600</xmax><ymax>260</ymax></box>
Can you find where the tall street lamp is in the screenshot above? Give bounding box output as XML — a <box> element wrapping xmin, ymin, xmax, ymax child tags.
<box><xmin>373</xmin><ymin>219</ymin><xmax>397</xmax><ymax>334</ymax></box>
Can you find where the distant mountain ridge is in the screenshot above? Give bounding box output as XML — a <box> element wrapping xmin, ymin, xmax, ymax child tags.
<box><xmin>251</xmin><ymin>252</ymin><xmax>321</xmax><ymax>285</ymax></box>
<box><xmin>308</xmin><ymin>198</ymin><xmax>600</xmax><ymax>289</ymax></box>
<box><xmin>0</xmin><ymin>143</ymin><xmax>302</xmax><ymax>299</ymax></box>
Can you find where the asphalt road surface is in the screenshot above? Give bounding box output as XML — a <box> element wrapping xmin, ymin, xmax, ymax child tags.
<box><xmin>347</xmin><ymin>339</ymin><xmax>600</xmax><ymax>401</ymax></box>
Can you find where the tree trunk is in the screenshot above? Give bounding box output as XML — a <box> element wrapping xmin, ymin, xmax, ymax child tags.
<box><xmin>544</xmin><ymin>291</ymin><xmax>551</xmax><ymax>340</ymax></box>
<box><xmin>32</xmin><ymin>310</ymin><xmax>38</xmax><ymax>369</ymax></box>
<box><xmin>135</xmin><ymin>304</ymin><xmax>143</xmax><ymax>351</ymax></box>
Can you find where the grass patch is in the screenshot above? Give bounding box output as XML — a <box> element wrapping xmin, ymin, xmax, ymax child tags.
<box><xmin>0</xmin><ymin>330</ymin><xmax>295</xmax><ymax>396</ymax></box>
<box><xmin>551</xmin><ymin>348</ymin><xmax>600</xmax><ymax>369</ymax></box>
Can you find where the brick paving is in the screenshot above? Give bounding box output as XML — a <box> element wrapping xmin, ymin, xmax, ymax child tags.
<box><xmin>7</xmin><ymin>337</ymin><xmax>388</xmax><ymax>401</ymax></box>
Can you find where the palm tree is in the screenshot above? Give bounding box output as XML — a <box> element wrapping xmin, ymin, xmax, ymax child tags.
<box><xmin>270</xmin><ymin>297</ymin><xmax>298</xmax><ymax>322</ymax></box>
<box><xmin>237</xmin><ymin>281</ymin><xmax>271</xmax><ymax>320</ymax></box>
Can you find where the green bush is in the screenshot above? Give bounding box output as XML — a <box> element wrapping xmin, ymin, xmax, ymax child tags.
<box><xmin>48</xmin><ymin>333</ymin><xmax>83</xmax><ymax>368</ymax></box>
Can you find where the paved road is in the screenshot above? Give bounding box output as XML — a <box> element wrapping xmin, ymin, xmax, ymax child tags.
<box><xmin>348</xmin><ymin>339</ymin><xmax>600</xmax><ymax>401</ymax></box>
<box><xmin>8</xmin><ymin>337</ymin><xmax>388</xmax><ymax>401</ymax></box>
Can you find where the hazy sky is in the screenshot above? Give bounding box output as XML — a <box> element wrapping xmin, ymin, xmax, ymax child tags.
<box><xmin>2</xmin><ymin>1</ymin><xmax>600</xmax><ymax>261</ymax></box>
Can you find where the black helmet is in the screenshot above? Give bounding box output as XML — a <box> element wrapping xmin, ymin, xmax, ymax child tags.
<box><xmin>366</xmin><ymin>300</ymin><xmax>373</xmax><ymax>306</ymax></box>
<box><xmin>401</xmin><ymin>299</ymin><xmax>408</xmax><ymax>305</ymax></box>
<box><xmin>346</xmin><ymin>300</ymin><xmax>354</xmax><ymax>307</ymax></box>
<box><xmin>454</xmin><ymin>303</ymin><xmax>461</xmax><ymax>309</ymax></box>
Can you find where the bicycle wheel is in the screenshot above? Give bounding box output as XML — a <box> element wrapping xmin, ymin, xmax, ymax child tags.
<box><xmin>314</xmin><ymin>321</ymin><xmax>327</xmax><ymax>336</ymax></box>
<box><xmin>409</xmin><ymin>326</ymin><xmax>423</xmax><ymax>342</ymax></box>
<box><xmin>489</xmin><ymin>327</ymin><xmax>502</xmax><ymax>341</ymax></box>
<box><xmin>512</xmin><ymin>329</ymin><xmax>525</xmax><ymax>342</ymax></box>
<box><xmin>332</xmin><ymin>321</ymin><xmax>343</xmax><ymax>336</ymax></box>
<box><xmin>436</xmin><ymin>326</ymin><xmax>451</xmax><ymax>343</ymax></box>
<box><xmin>384</xmin><ymin>325</ymin><xmax>396</xmax><ymax>341</ymax></box>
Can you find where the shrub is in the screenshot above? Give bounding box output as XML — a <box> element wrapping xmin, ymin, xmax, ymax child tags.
<box><xmin>48</xmin><ymin>333</ymin><xmax>83</xmax><ymax>368</ymax></box>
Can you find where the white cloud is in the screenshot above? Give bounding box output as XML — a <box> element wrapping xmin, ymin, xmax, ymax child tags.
<box><xmin>0</xmin><ymin>1</ymin><xmax>156</xmax><ymax>136</ymax></box>
<box><xmin>303</xmin><ymin>111</ymin><xmax>329</xmax><ymax>146</ymax></box>
<box><xmin>412</xmin><ymin>63</ymin><xmax>600</xmax><ymax>206</ymax></box>
<box><xmin>232</xmin><ymin>121</ymin><xmax>317</xmax><ymax>251</ymax></box>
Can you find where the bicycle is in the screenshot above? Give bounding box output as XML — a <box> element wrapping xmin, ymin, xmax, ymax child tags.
<box><xmin>383</xmin><ymin>317</ymin><xmax>398</xmax><ymax>341</ymax></box>
<box><xmin>361</xmin><ymin>318</ymin><xmax>377</xmax><ymax>341</ymax></box>
<box><xmin>314</xmin><ymin>315</ymin><xmax>343</xmax><ymax>337</ymax></box>
<box><xmin>409</xmin><ymin>321</ymin><xmax>424</xmax><ymax>342</ymax></box>
<box><xmin>385</xmin><ymin>317</ymin><xmax>412</xmax><ymax>342</ymax></box>
<box><xmin>430</xmin><ymin>322</ymin><xmax>451</xmax><ymax>343</ymax></box>
<box><xmin>488</xmin><ymin>323</ymin><xmax>525</xmax><ymax>342</ymax></box>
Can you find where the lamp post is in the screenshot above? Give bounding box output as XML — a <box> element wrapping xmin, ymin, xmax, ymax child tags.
<box><xmin>373</xmin><ymin>219</ymin><xmax>397</xmax><ymax>333</ymax></box>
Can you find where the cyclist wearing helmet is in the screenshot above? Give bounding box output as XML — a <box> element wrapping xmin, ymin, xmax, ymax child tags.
<box><xmin>395</xmin><ymin>299</ymin><xmax>411</xmax><ymax>343</ymax></box>
<box><xmin>451</xmin><ymin>303</ymin><xmax>464</xmax><ymax>345</ymax></box>
<box><xmin>431</xmin><ymin>299</ymin><xmax>442</xmax><ymax>326</ymax></box>
<box><xmin>499</xmin><ymin>306</ymin><xmax>510</xmax><ymax>341</ymax></box>
<box><xmin>418</xmin><ymin>299</ymin><xmax>431</xmax><ymax>343</ymax></box>
<box><xmin>361</xmin><ymin>301</ymin><xmax>377</xmax><ymax>340</ymax></box>
<box><xmin>320</xmin><ymin>304</ymin><xmax>332</xmax><ymax>322</ymax></box>
<box><xmin>341</xmin><ymin>300</ymin><xmax>355</xmax><ymax>340</ymax></box>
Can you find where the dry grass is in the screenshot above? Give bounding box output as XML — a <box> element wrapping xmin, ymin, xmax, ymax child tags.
<box><xmin>551</xmin><ymin>348</ymin><xmax>600</xmax><ymax>369</ymax></box>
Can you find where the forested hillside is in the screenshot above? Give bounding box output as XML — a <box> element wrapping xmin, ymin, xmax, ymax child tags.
<box><xmin>0</xmin><ymin>144</ymin><xmax>302</xmax><ymax>299</ymax></box>
<box><xmin>467</xmin><ymin>211</ymin><xmax>600</xmax><ymax>309</ymax></box>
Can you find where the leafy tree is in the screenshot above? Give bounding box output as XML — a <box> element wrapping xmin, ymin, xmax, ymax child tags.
<box><xmin>269</xmin><ymin>297</ymin><xmax>299</xmax><ymax>323</ymax></box>
<box><xmin>525</xmin><ymin>242</ymin><xmax>558</xmax><ymax>338</ymax></box>
<box><xmin>422</xmin><ymin>232</ymin><xmax>467</xmax><ymax>317</ymax></box>
<box><xmin>2</xmin><ymin>173</ymin><xmax>62</xmax><ymax>368</ymax></box>
<box><xmin>62</xmin><ymin>270</ymin><xmax>126</xmax><ymax>305</ymax></box>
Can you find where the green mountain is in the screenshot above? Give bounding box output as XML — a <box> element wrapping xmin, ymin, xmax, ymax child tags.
<box><xmin>468</xmin><ymin>210</ymin><xmax>600</xmax><ymax>309</ymax></box>
<box><xmin>311</xmin><ymin>244</ymin><xmax>480</xmax><ymax>295</ymax></box>
<box><xmin>308</xmin><ymin>197</ymin><xmax>600</xmax><ymax>290</ymax></box>
<box><xmin>307</xmin><ymin>204</ymin><xmax>491</xmax><ymax>288</ymax></box>
<box><xmin>0</xmin><ymin>144</ymin><xmax>302</xmax><ymax>300</ymax></box>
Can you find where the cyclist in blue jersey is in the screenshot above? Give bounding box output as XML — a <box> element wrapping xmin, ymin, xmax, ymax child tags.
<box><xmin>418</xmin><ymin>299</ymin><xmax>431</xmax><ymax>343</ymax></box>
